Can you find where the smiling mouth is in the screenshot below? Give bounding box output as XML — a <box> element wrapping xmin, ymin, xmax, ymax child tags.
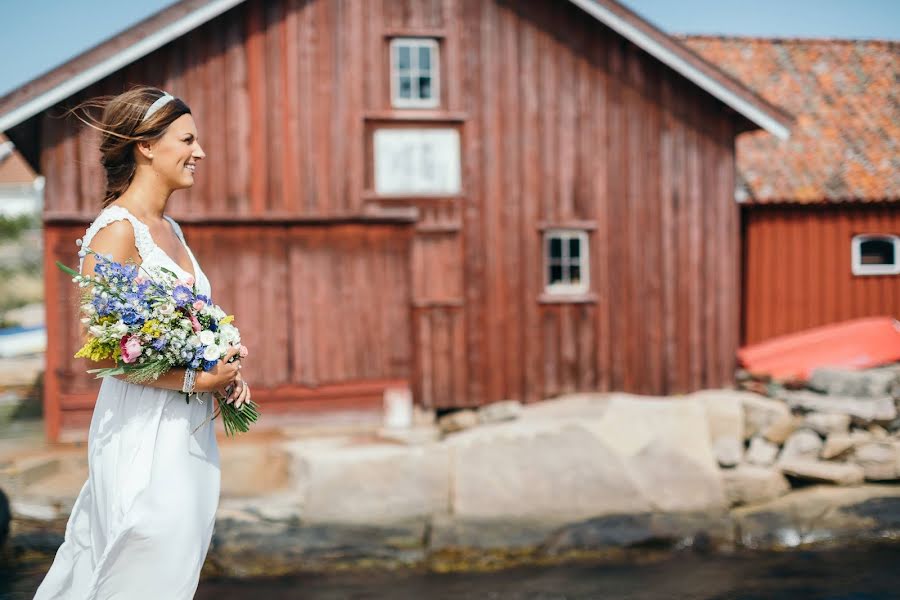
<box><xmin>185</xmin><ymin>164</ymin><xmax>196</xmax><ymax>173</ymax></box>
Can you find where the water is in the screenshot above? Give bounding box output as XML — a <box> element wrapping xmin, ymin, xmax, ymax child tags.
<box><xmin>5</xmin><ymin>544</ymin><xmax>899</xmax><ymax>599</ymax></box>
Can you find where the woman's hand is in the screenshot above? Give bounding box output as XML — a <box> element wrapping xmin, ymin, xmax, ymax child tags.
<box><xmin>225</xmin><ymin>372</ymin><xmax>251</xmax><ymax>408</ymax></box>
<box><xmin>195</xmin><ymin>344</ymin><xmax>242</xmax><ymax>394</ymax></box>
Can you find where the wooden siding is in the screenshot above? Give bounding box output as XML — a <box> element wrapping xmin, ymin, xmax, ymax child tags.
<box><xmin>46</xmin><ymin>223</ymin><xmax>412</xmax><ymax>437</ymax></box>
<box><xmin>743</xmin><ymin>204</ymin><xmax>900</xmax><ymax>344</ymax></box>
<box><xmin>37</xmin><ymin>0</ymin><xmax>746</xmax><ymax>437</ymax></box>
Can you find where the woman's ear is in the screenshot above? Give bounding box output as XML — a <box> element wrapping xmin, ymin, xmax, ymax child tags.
<box><xmin>136</xmin><ymin>139</ymin><xmax>153</xmax><ymax>161</ymax></box>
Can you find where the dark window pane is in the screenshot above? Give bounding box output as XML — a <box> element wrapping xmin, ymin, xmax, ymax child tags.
<box><xmin>860</xmin><ymin>239</ymin><xmax>895</xmax><ymax>265</ymax></box>
<box><xmin>397</xmin><ymin>46</ymin><xmax>410</xmax><ymax>70</ymax></box>
<box><xmin>399</xmin><ymin>76</ymin><xmax>412</xmax><ymax>98</ymax></box>
<box><xmin>570</xmin><ymin>264</ymin><xmax>581</xmax><ymax>284</ymax></box>
<box><xmin>418</xmin><ymin>46</ymin><xmax>431</xmax><ymax>70</ymax></box>
<box><xmin>549</xmin><ymin>237</ymin><xmax>562</xmax><ymax>259</ymax></box>
<box><xmin>419</xmin><ymin>76</ymin><xmax>432</xmax><ymax>99</ymax></box>
<box><xmin>569</xmin><ymin>238</ymin><xmax>580</xmax><ymax>259</ymax></box>
<box><xmin>549</xmin><ymin>264</ymin><xmax>563</xmax><ymax>284</ymax></box>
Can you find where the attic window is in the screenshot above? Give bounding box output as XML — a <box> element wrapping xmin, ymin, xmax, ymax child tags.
<box><xmin>852</xmin><ymin>234</ymin><xmax>899</xmax><ymax>276</ymax></box>
<box><xmin>390</xmin><ymin>38</ymin><xmax>439</xmax><ymax>108</ymax></box>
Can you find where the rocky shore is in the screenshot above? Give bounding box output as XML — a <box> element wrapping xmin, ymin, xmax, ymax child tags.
<box><xmin>4</xmin><ymin>365</ymin><xmax>900</xmax><ymax>576</ymax></box>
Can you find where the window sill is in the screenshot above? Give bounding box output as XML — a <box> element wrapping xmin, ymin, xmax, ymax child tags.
<box><xmin>538</xmin><ymin>292</ymin><xmax>598</xmax><ymax>305</ymax></box>
<box><xmin>364</xmin><ymin>110</ymin><xmax>468</xmax><ymax>122</ymax></box>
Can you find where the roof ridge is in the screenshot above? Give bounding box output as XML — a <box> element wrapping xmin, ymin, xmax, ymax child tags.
<box><xmin>678</xmin><ymin>34</ymin><xmax>899</xmax><ymax>45</ymax></box>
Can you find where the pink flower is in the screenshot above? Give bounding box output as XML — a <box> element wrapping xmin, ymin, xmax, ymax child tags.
<box><xmin>192</xmin><ymin>299</ymin><xmax>206</xmax><ymax>311</ymax></box>
<box><xmin>239</xmin><ymin>345</ymin><xmax>249</xmax><ymax>358</ymax></box>
<box><xmin>189</xmin><ymin>313</ymin><xmax>202</xmax><ymax>332</ymax></box>
<box><xmin>120</xmin><ymin>335</ymin><xmax>142</xmax><ymax>364</ymax></box>
<box><xmin>135</xmin><ymin>275</ymin><xmax>147</xmax><ymax>284</ymax></box>
<box><xmin>184</xmin><ymin>275</ymin><xmax>195</xmax><ymax>286</ymax></box>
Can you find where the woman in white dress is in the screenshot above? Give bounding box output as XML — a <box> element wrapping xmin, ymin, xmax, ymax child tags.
<box><xmin>34</xmin><ymin>86</ymin><xmax>250</xmax><ymax>599</ymax></box>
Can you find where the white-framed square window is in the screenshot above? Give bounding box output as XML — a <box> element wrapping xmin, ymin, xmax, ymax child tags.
<box><xmin>852</xmin><ymin>234</ymin><xmax>900</xmax><ymax>276</ymax></box>
<box><xmin>544</xmin><ymin>229</ymin><xmax>590</xmax><ymax>295</ymax></box>
<box><xmin>390</xmin><ymin>38</ymin><xmax>440</xmax><ymax>108</ymax></box>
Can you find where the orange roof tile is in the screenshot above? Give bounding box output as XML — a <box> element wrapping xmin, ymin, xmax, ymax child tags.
<box><xmin>682</xmin><ymin>36</ymin><xmax>899</xmax><ymax>203</ymax></box>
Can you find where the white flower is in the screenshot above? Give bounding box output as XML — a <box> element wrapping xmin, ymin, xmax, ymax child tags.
<box><xmin>187</xmin><ymin>334</ymin><xmax>200</xmax><ymax>347</ymax></box>
<box><xmin>198</xmin><ymin>330</ymin><xmax>216</xmax><ymax>346</ymax></box>
<box><xmin>203</xmin><ymin>344</ymin><xmax>222</xmax><ymax>361</ymax></box>
<box><xmin>159</xmin><ymin>303</ymin><xmax>175</xmax><ymax>316</ymax></box>
<box><xmin>215</xmin><ymin>324</ymin><xmax>235</xmax><ymax>344</ymax></box>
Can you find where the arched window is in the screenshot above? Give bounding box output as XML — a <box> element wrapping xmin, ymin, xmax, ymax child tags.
<box><xmin>852</xmin><ymin>234</ymin><xmax>899</xmax><ymax>276</ymax></box>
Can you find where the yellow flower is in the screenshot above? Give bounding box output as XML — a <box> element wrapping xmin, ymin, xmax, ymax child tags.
<box><xmin>140</xmin><ymin>319</ymin><xmax>163</xmax><ymax>337</ymax></box>
<box><xmin>219</xmin><ymin>315</ymin><xmax>234</xmax><ymax>325</ymax></box>
<box><xmin>74</xmin><ymin>337</ymin><xmax>116</xmax><ymax>362</ymax></box>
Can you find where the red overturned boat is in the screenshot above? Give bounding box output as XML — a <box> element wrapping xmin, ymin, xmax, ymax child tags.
<box><xmin>737</xmin><ymin>317</ymin><xmax>900</xmax><ymax>381</ymax></box>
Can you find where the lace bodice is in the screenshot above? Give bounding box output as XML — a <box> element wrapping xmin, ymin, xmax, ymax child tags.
<box><xmin>78</xmin><ymin>205</ymin><xmax>212</xmax><ymax>299</ymax></box>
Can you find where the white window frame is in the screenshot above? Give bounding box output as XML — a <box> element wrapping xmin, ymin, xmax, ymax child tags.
<box><xmin>543</xmin><ymin>229</ymin><xmax>590</xmax><ymax>295</ymax></box>
<box><xmin>389</xmin><ymin>38</ymin><xmax>440</xmax><ymax>109</ymax></box>
<box><xmin>852</xmin><ymin>234</ymin><xmax>900</xmax><ymax>276</ymax></box>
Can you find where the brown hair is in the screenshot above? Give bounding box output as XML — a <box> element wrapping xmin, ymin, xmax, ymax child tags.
<box><xmin>69</xmin><ymin>86</ymin><xmax>191</xmax><ymax>207</ymax></box>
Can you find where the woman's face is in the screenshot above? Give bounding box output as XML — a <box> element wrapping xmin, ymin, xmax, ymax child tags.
<box><xmin>149</xmin><ymin>113</ymin><xmax>205</xmax><ymax>190</ymax></box>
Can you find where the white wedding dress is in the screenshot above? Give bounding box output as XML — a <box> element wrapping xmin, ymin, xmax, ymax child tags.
<box><xmin>35</xmin><ymin>204</ymin><xmax>220</xmax><ymax>600</ymax></box>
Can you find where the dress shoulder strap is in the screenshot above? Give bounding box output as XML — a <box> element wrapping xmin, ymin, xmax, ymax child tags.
<box><xmin>163</xmin><ymin>215</ymin><xmax>186</xmax><ymax>244</ymax></box>
<box><xmin>78</xmin><ymin>205</ymin><xmax>155</xmax><ymax>274</ymax></box>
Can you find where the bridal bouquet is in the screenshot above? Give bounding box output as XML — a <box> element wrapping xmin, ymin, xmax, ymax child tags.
<box><xmin>56</xmin><ymin>246</ymin><xmax>259</xmax><ymax>436</ymax></box>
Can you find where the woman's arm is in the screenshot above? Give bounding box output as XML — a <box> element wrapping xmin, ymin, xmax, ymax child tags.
<box><xmin>87</xmin><ymin>354</ymin><xmax>240</xmax><ymax>394</ymax></box>
<box><xmin>77</xmin><ymin>219</ymin><xmax>241</xmax><ymax>394</ymax></box>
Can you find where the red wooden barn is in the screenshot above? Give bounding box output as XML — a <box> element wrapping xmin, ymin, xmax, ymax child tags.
<box><xmin>0</xmin><ymin>0</ymin><xmax>790</xmax><ymax>441</ymax></box>
<box><xmin>685</xmin><ymin>37</ymin><xmax>899</xmax><ymax>345</ymax></box>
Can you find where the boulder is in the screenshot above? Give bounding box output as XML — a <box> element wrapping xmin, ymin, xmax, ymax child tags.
<box><xmin>762</xmin><ymin>414</ymin><xmax>801</xmax><ymax>444</ymax></box>
<box><xmin>808</xmin><ymin>367</ymin><xmax>899</xmax><ymax>398</ymax></box>
<box><xmin>438</xmin><ymin>409</ymin><xmax>479</xmax><ymax>434</ymax></box>
<box><xmin>219</xmin><ymin>443</ymin><xmax>290</xmax><ymax>498</ymax></box>
<box><xmin>745</xmin><ymin>437</ymin><xmax>780</xmax><ymax>467</ymax></box>
<box><xmin>519</xmin><ymin>392</ymin><xmax>612</xmax><ymax>421</ymax></box>
<box><xmin>477</xmin><ymin>400</ymin><xmax>523</xmax><ymax>425</ymax></box>
<box><xmin>851</xmin><ymin>441</ymin><xmax>897</xmax><ymax>481</ymax></box>
<box><xmin>286</xmin><ymin>441</ymin><xmax>450</xmax><ymax>524</ymax></box>
<box><xmin>868</xmin><ymin>424</ymin><xmax>889</xmax><ymax>439</ymax></box>
<box><xmin>722</xmin><ymin>465</ymin><xmax>790</xmax><ymax>507</ymax></box>
<box><xmin>732</xmin><ymin>484</ymin><xmax>900</xmax><ymax>549</ymax></box>
<box><xmin>448</xmin><ymin>395</ymin><xmax>726</xmax><ymax>524</ymax></box>
<box><xmin>779</xmin><ymin>459</ymin><xmax>865</xmax><ymax>486</ymax></box>
<box><xmin>713</xmin><ymin>438</ymin><xmax>744</xmax><ymax>468</ymax></box>
<box><xmin>803</xmin><ymin>413</ymin><xmax>851</xmax><ymax>436</ymax></box>
<box><xmin>689</xmin><ymin>390</ymin><xmax>745</xmax><ymax>467</ymax></box>
<box><xmin>741</xmin><ymin>394</ymin><xmax>791</xmax><ymax>440</ymax></box>
<box><xmin>821</xmin><ymin>431</ymin><xmax>867</xmax><ymax>460</ymax></box>
<box><xmin>779</xmin><ymin>429</ymin><xmax>823</xmax><ymax>462</ymax></box>
<box><xmin>777</xmin><ymin>391</ymin><xmax>896</xmax><ymax>424</ymax></box>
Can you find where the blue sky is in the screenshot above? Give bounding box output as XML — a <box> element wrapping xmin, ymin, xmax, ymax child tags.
<box><xmin>0</xmin><ymin>0</ymin><xmax>898</xmax><ymax>97</ymax></box>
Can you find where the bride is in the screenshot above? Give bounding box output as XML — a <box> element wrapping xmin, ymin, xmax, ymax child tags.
<box><xmin>34</xmin><ymin>86</ymin><xmax>250</xmax><ymax>599</ymax></box>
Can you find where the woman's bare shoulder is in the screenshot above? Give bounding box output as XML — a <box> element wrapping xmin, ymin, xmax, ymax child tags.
<box><xmin>84</xmin><ymin>218</ymin><xmax>141</xmax><ymax>266</ymax></box>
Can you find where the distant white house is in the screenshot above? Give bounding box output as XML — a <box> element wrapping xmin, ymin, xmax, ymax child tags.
<box><xmin>0</xmin><ymin>135</ymin><xmax>43</xmax><ymax>218</ymax></box>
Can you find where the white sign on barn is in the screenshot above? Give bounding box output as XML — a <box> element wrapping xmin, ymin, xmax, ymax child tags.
<box><xmin>373</xmin><ymin>128</ymin><xmax>461</xmax><ymax>195</ymax></box>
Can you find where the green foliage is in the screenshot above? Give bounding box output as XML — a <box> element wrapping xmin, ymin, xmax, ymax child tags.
<box><xmin>0</xmin><ymin>214</ymin><xmax>38</xmax><ymax>241</ymax></box>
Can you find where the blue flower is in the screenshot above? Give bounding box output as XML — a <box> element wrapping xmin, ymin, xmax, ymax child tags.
<box><xmin>151</xmin><ymin>337</ymin><xmax>167</xmax><ymax>351</ymax></box>
<box><xmin>172</xmin><ymin>285</ymin><xmax>194</xmax><ymax>307</ymax></box>
<box><xmin>202</xmin><ymin>359</ymin><xmax>218</xmax><ymax>372</ymax></box>
<box><xmin>189</xmin><ymin>346</ymin><xmax>205</xmax><ymax>370</ymax></box>
<box><xmin>121</xmin><ymin>308</ymin><xmax>144</xmax><ymax>326</ymax></box>
<box><xmin>92</xmin><ymin>296</ymin><xmax>113</xmax><ymax>316</ymax></box>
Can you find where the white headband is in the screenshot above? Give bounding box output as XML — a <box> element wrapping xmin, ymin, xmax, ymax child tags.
<box><xmin>143</xmin><ymin>92</ymin><xmax>174</xmax><ymax>121</ymax></box>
